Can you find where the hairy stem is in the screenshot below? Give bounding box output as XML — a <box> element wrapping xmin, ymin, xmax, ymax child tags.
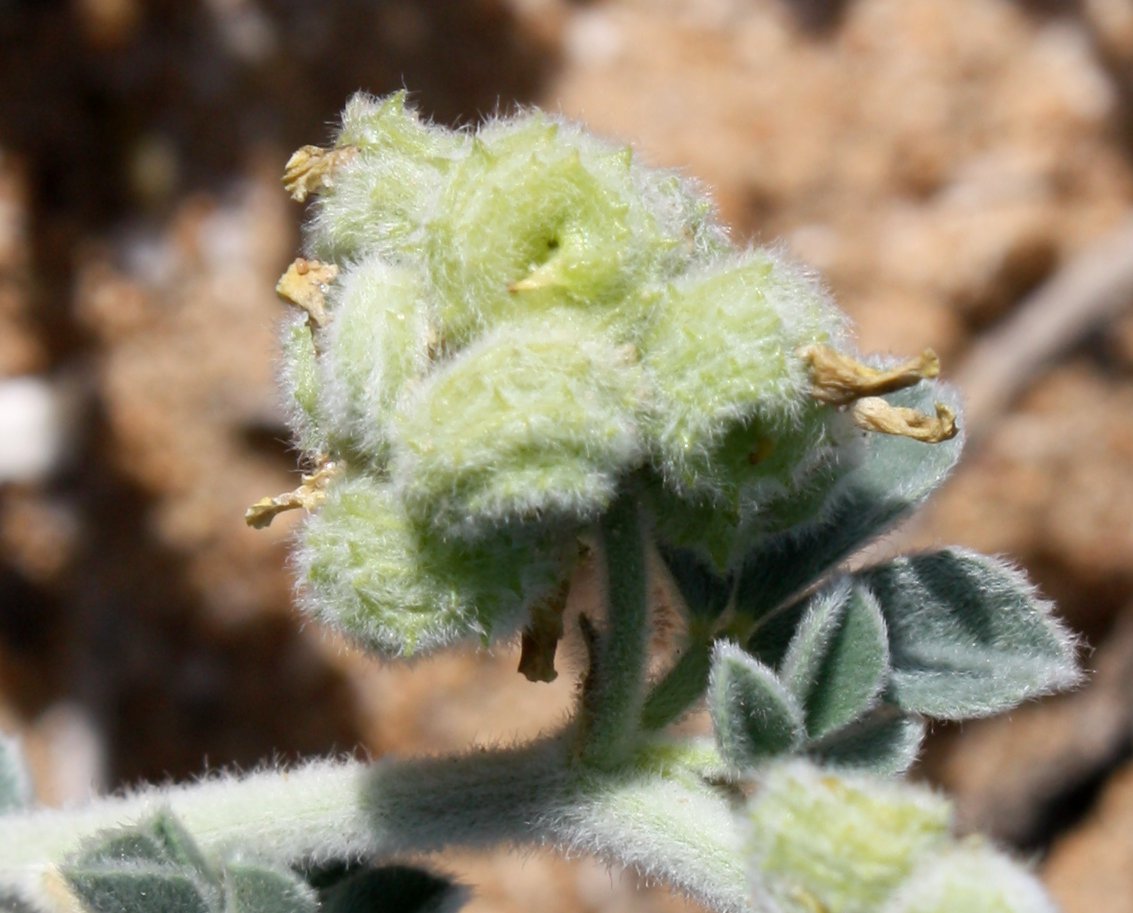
<box><xmin>0</xmin><ymin>738</ymin><xmax>749</xmax><ymax>913</ymax></box>
<box><xmin>579</xmin><ymin>493</ymin><xmax>650</xmax><ymax>768</ymax></box>
<box><xmin>641</xmin><ymin>635</ymin><xmax>713</xmax><ymax>731</ymax></box>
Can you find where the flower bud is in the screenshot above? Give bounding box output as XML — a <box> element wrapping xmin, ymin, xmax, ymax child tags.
<box><xmin>304</xmin><ymin>91</ymin><xmax>469</xmax><ymax>264</ymax></box>
<box><xmin>746</xmin><ymin>760</ymin><xmax>951</xmax><ymax>913</ymax></box>
<box><xmin>392</xmin><ymin>311</ymin><xmax>645</xmax><ymax>539</ymax></box>
<box><xmin>316</xmin><ymin>255</ymin><xmax>433</xmax><ymax>466</ymax></box>
<box><xmin>641</xmin><ymin>249</ymin><xmax>858</xmax><ymax>570</ymax></box>
<box><xmin>296</xmin><ymin>473</ymin><xmax>569</xmax><ymax>657</ymax></box>
<box><xmin>426</xmin><ymin>113</ymin><xmax>715</xmax><ymax>348</ymax></box>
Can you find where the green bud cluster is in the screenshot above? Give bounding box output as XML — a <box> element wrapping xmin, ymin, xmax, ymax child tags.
<box><xmin>745</xmin><ymin>761</ymin><xmax>1056</xmax><ymax>913</ymax></box>
<box><xmin>277</xmin><ymin>92</ymin><xmax>893</xmax><ymax>657</ymax></box>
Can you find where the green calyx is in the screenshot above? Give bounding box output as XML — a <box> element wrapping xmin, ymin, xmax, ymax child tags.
<box><xmin>297</xmin><ymin>473</ymin><xmax>569</xmax><ymax>658</ymax></box>
<box><xmin>392</xmin><ymin>310</ymin><xmax>646</xmax><ymax>539</ymax></box>
<box><xmin>264</xmin><ymin>91</ymin><xmax>956</xmax><ymax>657</ymax></box>
<box><xmin>746</xmin><ymin>761</ymin><xmax>952</xmax><ymax>913</ymax></box>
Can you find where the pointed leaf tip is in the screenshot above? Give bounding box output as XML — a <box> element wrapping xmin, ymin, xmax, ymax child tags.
<box><xmin>780</xmin><ymin>578</ymin><xmax>890</xmax><ymax>740</ymax></box>
<box><xmin>862</xmin><ymin>548</ymin><xmax>1081</xmax><ymax>719</ymax></box>
<box><xmin>708</xmin><ymin>643</ymin><xmax>804</xmax><ymax>768</ymax></box>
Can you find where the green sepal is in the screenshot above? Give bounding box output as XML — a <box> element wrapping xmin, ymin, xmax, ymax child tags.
<box><xmin>222</xmin><ymin>859</ymin><xmax>318</xmax><ymax>913</ymax></box>
<box><xmin>734</xmin><ymin>380</ymin><xmax>964</xmax><ymax>622</ymax></box>
<box><xmin>808</xmin><ymin>707</ymin><xmax>926</xmax><ymax>776</ymax></box>
<box><xmin>305</xmin><ymin>92</ymin><xmax>467</xmax><ymax>264</ymax></box>
<box><xmin>392</xmin><ymin>311</ymin><xmax>644</xmax><ymax>539</ymax></box>
<box><xmin>780</xmin><ymin>578</ymin><xmax>890</xmax><ymax>740</ymax></box>
<box><xmin>298</xmin><ymin>473</ymin><xmax>570</xmax><ymax>658</ymax></box>
<box><xmin>641</xmin><ymin>250</ymin><xmax>856</xmax><ymax>572</ymax></box>
<box><xmin>0</xmin><ymin>734</ymin><xmax>31</xmax><ymax>814</ymax></box>
<box><xmin>707</xmin><ymin>643</ymin><xmax>804</xmax><ymax>768</ymax></box>
<box><xmin>426</xmin><ymin>113</ymin><xmax>679</xmax><ymax>347</ymax></box>
<box><xmin>860</xmin><ymin>549</ymin><xmax>1081</xmax><ymax>719</ymax></box>
<box><xmin>316</xmin><ymin>256</ymin><xmax>432</xmax><ymax>466</ymax></box>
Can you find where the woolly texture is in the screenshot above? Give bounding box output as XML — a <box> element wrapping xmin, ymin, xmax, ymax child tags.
<box><xmin>734</xmin><ymin>379</ymin><xmax>964</xmax><ymax>621</ymax></box>
<box><xmin>641</xmin><ymin>250</ymin><xmax>857</xmax><ymax>571</ymax></box>
<box><xmin>746</xmin><ymin>761</ymin><xmax>951</xmax><ymax>913</ymax></box>
<box><xmin>278</xmin><ymin>314</ymin><xmax>326</xmax><ymax>455</ymax></box>
<box><xmin>393</xmin><ymin>311</ymin><xmax>645</xmax><ymax>537</ymax></box>
<box><xmin>279</xmin><ymin>92</ymin><xmax>954</xmax><ymax>658</ymax></box>
<box><xmin>296</xmin><ymin>474</ymin><xmax>566</xmax><ymax>657</ymax></box>
<box><xmin>304</xmin><ymin>92</ymin><xmax>468</xmax><ymax>263</ymax></box>
<box><xmin>779</xmin><ymin>579</ymin><xmax>889</xmax><ymax>740</ymax></box>
<box><xmin>644</xmin><ymin>249</ymin><xmax>846</xmax><ymax>493</ymax></box>
<box><xmin>427</xmin><ymin>112</ymin><xmax>709</xmax><ymax>348</ymax></box>
<box><xmin>879</xmin><ymin>844</ymin><xmax>1057</xmax><ymax>913</ymax></box>
<box><xmin>317</xmin><ymin>257</ymin><xmax>432</xmax><ymax>464</ymax></box>
<box><xmin>859</xmin><ymin>548</ymin><xmax>1082</xmax><ymax>719</ymax></box>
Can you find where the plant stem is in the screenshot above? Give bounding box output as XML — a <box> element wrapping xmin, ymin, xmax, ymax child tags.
<box><xmin>0</xmin><ymin>738</ymin><xmax>750</xmax><ymax>913</ymax></box>
<box><xmin>640</xmin><ymin>635</ymin><xmax>713</xmax><ymax>731</ymax></box>
<box><xmin>579</xmin><ymin>493</ymin><xmax>650</xmax><ymax>768</ymax></box>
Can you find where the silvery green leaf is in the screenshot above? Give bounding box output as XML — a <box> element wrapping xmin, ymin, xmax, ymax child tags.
<box><xmin>148</xmin><ymin>810</ymin><xmax>211</xmax><ymax>878</ymax></box>
<box><xmin>73</xmin><ymin>811</ymin><xmax>211</xmax><ymax>881</ymax></box>
<box><xmin>0</xmin><ymin>735</ymin><xmax>30</xmax><ymax>814</ymax></box>
<box><xmin>708</xmin><ymin>643</ymin><xmax>804</xmax><ymax>768</ymax></box>
<box><xmin>780</xmin><ymin>578</ymin><xmax>890</xmax><ymax>739</ymax></box>
<box><xmin>63</xmin><ymin>865</ymin><xmax>214</xmax><ymax>913</ymax></box>
<box><xmin>223</xmin><ymin>860</ymin><xmax>318</xmax><ymax>913</ymax></box>
<box><xmin>73</xmin><ymin>831</ymin><xmax>171</xmax><ymax>867</ymax></box>
<box><xmin>808</xmin><ymin>707</ymin><xmax>926</xmax><ymax>776</ymax></box>
<box><xmin>860</xmin><ymin>549</ymin><xmax>1081</xmax><ymax>719</ymax></box>
<box><xmin>66</xmin><ymin>813</ymin><xmax>223</xmax><ymax>913</ymax></box>
<box><xmin>658</xmin><ymin>544</ymin><xmax>732</xmax><ymax>620</ymax></box>
<box><xmin>734</xmin><ymin>382</ymin><xmax>963</xmax><ymax>621</ymax></box>
<box><xmin>320</xmin><ymin>865</ymin><xmax>467</xmax><ymax>913</ymax></box>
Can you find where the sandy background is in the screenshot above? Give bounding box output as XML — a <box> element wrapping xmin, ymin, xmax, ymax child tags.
<box><xmin>2</xmin><ymin>1</ymin><xmax>1133</xmax><ymax>910</ymax></box>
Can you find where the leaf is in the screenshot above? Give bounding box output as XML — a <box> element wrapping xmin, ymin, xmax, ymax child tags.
<box><xmin>65</xmin><ymin>813</ymin><xmax>223</xmax><ymax>913</ymax></box>
<box><xmin>708</xmin><ymin>643</ymin><xmax>804</xmax><ymax>768</ymax></box>
<box><xmin>780</xmin><ymin>579</ymin><xmax>890</xmax><ymax>739</ymax></box>
<box><xmin>73</xmin><ymin>811</ymin><xmax>212</xmax><ymax>881</ymax></box>
<box><xmin>808</xmin><ymin>707</ymin><xmax>927</xmax><ymax>776</ymax></box>
<box><xmin>63</xmin><ymin>865</ymin><xmax>214</xmax><ymax>913</ymax></box>
<box><xmin>0</xmin><ymin>735</ymin><xmax>31</xmax><ymax>814</ymax></box>
<box><xmin>657</xmin><ymin>544</ymin><xmax>733</xmax><ymax>620</ymax></box>
<box><xmin>734</xmin><ymin>381</ymin><xmax>963</xmax><ymax>622</ymax></box>
<box><xmin>149</xmin><ymin>811</ymin><xmax>212</xmax><ymax>878</ymax></box>
<box><xmin>320</xmin><ymin>865</ymin><xmax>467</xmax><ymax>913</ymax></box>
<box><xmin>860</xmin><ymin>549</ymin><xmax>1081</xmax><ymax>719</ymax></box>
<box><xmin>223</xmin><ymin>860</ymin><xmax>319</xmax><ymax>913</ymax></box>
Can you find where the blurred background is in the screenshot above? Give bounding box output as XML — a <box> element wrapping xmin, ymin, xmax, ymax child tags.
<box><xmin>1</xmin><ymin>0</ymin><xmax>1132</xmax><ymax>910</ymax></box>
